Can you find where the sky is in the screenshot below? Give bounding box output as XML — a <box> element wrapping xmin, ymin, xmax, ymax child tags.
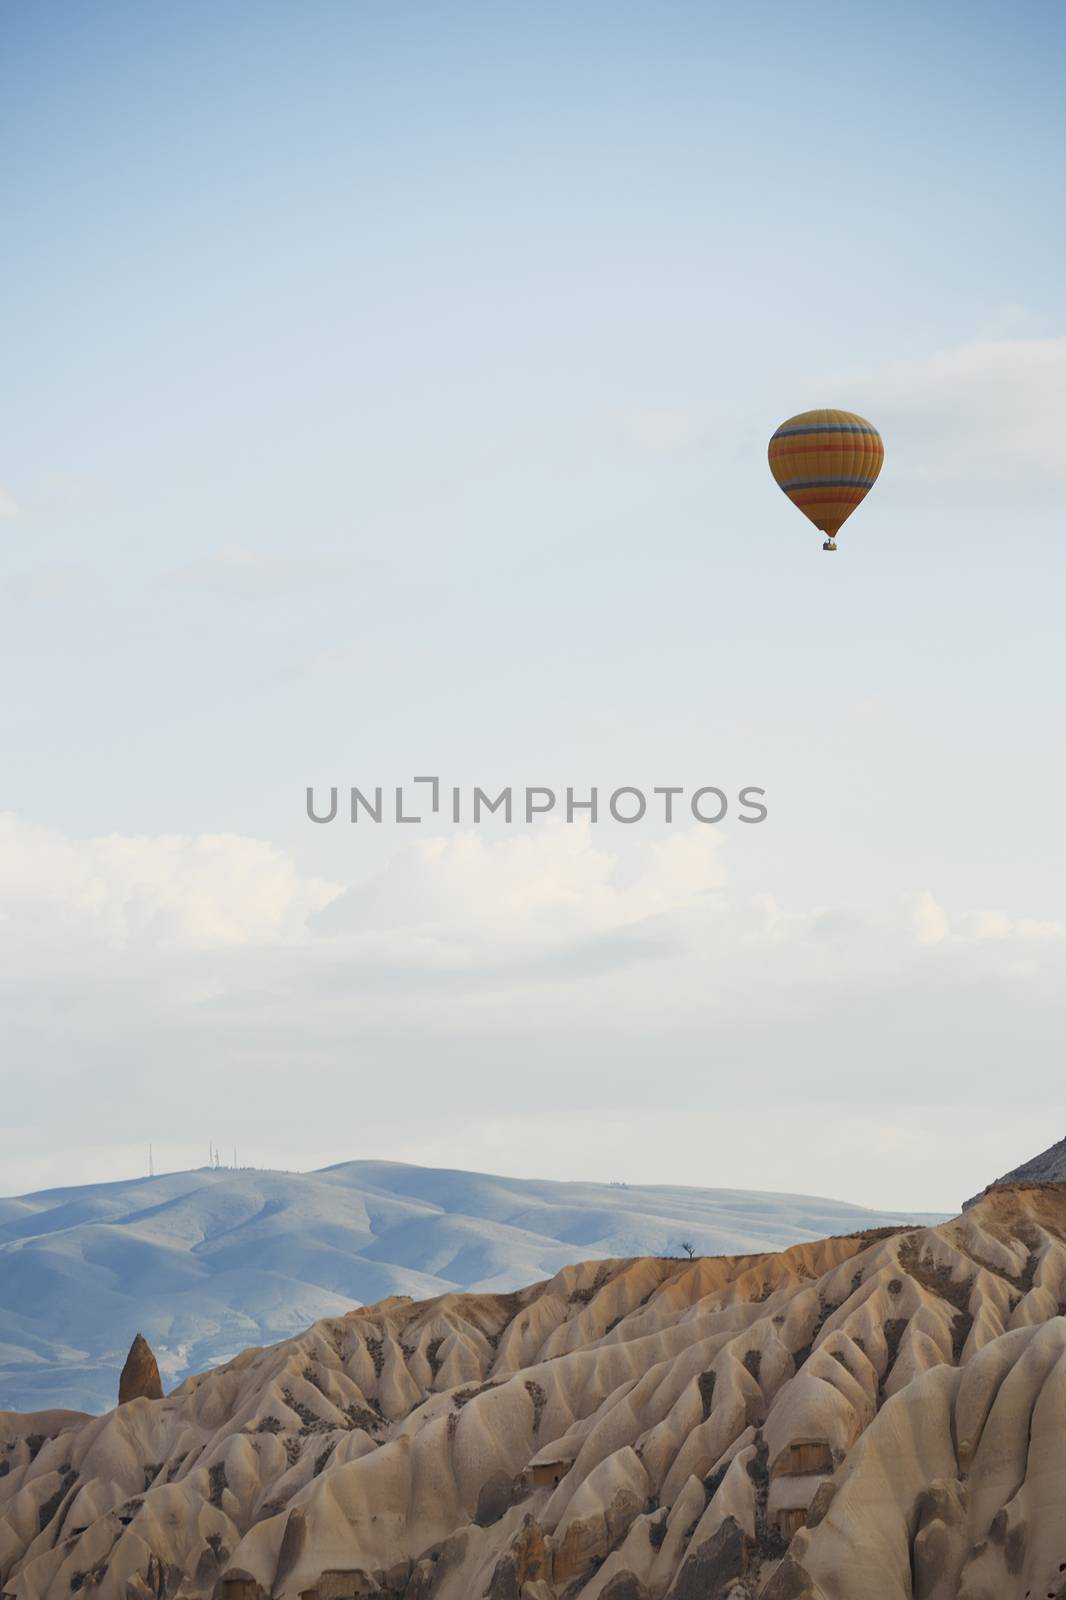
<box><xmin>1</xmin><ymin>0</ymin><xmax>1064</xmax><ymax>1210</ymax></box>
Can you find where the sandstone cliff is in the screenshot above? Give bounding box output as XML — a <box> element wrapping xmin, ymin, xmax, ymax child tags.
<box><xmin>2</xmin><ymin>1185</ymin><xmax>1066</xmax><ymax>1600</ymax></box>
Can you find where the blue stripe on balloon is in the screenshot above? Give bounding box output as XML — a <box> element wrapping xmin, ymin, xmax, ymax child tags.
<box><xmin>772</xmin><ymin>424</ymin><xmax>880</xmax><ymax>439</ymax></box>
<box><xmin>779</xmin><ymin>479</ymin><xmax>877</xmax><ymax>491</ymax></box>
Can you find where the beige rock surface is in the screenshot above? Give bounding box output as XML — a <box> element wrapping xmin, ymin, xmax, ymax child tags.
<box><xmin>2</xmin><ymin>1185</ymin><xmax>1066</xmax><ymax>1599</ymax></box>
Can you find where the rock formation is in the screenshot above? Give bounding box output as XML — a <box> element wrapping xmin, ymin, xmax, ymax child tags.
<box><xmin>2</xmin><ymin>1184</ymin><xmax>1066</xmax><ymax>1598</ymax></box>
<box><xmin>118</xmin><ymin>1333</ymin><xmax>164</xmax><ymax>1404</ymax></box>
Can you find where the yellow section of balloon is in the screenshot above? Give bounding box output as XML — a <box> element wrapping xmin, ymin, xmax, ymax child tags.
<box><xmin>768</xmin><ymin>408</ymin><xmax>884</xmax><ymax>548</ymax></box>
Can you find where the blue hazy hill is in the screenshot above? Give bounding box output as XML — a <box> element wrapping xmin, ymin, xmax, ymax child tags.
<box><xmin>0</xmin><ymin>1161</ymin><xmax>944</xmax><ymax>1414</ymax></box>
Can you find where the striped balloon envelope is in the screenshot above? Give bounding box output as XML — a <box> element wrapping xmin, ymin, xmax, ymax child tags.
<box><xmin>767</xmin><ymin>408</ymin><xmax>884</xmax><ymax>550</ymax></box>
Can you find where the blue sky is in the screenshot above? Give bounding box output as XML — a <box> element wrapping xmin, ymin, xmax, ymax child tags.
<box><xmin>1</xmin><ymin>1</ymin><xmax>1064</xmax><ymax>1207</ymax></box>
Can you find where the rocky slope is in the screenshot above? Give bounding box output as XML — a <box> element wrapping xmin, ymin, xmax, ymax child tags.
<box><xmin>0</xmin><ymin>1161</ymin><xmax>941</xmax><ymax>1414</ymax></box>
<box><xmin>963</xmin><ymin>1133</ymin><xmax>1066</xmax><ymax>1208</ymax></box>
<box><xmin>2</xmin><ymin>1185</ymin><xmax>1065</xmax><ymax>1600</ymax></box>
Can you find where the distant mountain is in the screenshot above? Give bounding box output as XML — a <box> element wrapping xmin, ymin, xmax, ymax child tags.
<box><xmin>0</xmin><ymin>1160</ymin><xmax>943</xmax><ymax>1414</ymax></box>
<box><xmin>962</xmin><ymin>1131</ymin><xmax>1066</xmax><ymax>1208</ymax></box>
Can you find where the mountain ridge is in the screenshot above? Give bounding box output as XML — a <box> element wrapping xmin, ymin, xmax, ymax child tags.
<box><xmin>0</xmin><ymin>1161</ymin><xmax>943</xmax><ymax>1414</ymax></box>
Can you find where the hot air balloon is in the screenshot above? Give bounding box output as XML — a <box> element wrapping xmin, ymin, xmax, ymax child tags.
<box><xmin>768</xmin><ymin>409</ymin><xmax>884</xmax><ymax>551</ymax></box>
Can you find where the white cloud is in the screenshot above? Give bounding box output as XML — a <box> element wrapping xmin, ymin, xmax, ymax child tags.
<box><xmin>958</xmin><ymin>907</ymin><xmax>1064</xmax><ymax>942</ymax></box>
<box><xmin>313</xmin><ymin>822</ymin><xmax>726</xmax><ymax>958</ymax></box>
<box><xmin>844</xmin><ymin>335</ymin><xmax>1066</xmax><ymax>496</ymax></box>
<box><xmin>0</xmin><ymin>813</ymin><xmax>342</xmax><ymax>951</ymax></box>
<box><xmin>913</xmin><ymin>889</ymin><xmax>950</xmax><ymax>946</ymax></box>
<box><xmin>911</xmin><ymin>889</ymin><xmax>1063</xmax><ymax>948</ymax></box>
<box><xmin>0</xmin><ymin>485</ymin><xmax>20</xmax><ymax>521</ymax></box>
<box><xmin>4</xmin><ymin>814</ymin><xmax>1056</xmax><ymax>983</ymax></box>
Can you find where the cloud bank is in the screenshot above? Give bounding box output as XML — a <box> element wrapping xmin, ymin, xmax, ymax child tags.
<box><xmin>1</xmin><ymin>814</ymin><xmax>1061</xmax><ymax>1206</ymax></box>
<box><xmin>0</xmin><ymin>814</ymin><xmax>341</xmax><ymax>951</ymax></box>
<box><xmin>846</xmin><ymin>335</ymin><xmax>1066</xmax><ymax>497</ymax></box>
